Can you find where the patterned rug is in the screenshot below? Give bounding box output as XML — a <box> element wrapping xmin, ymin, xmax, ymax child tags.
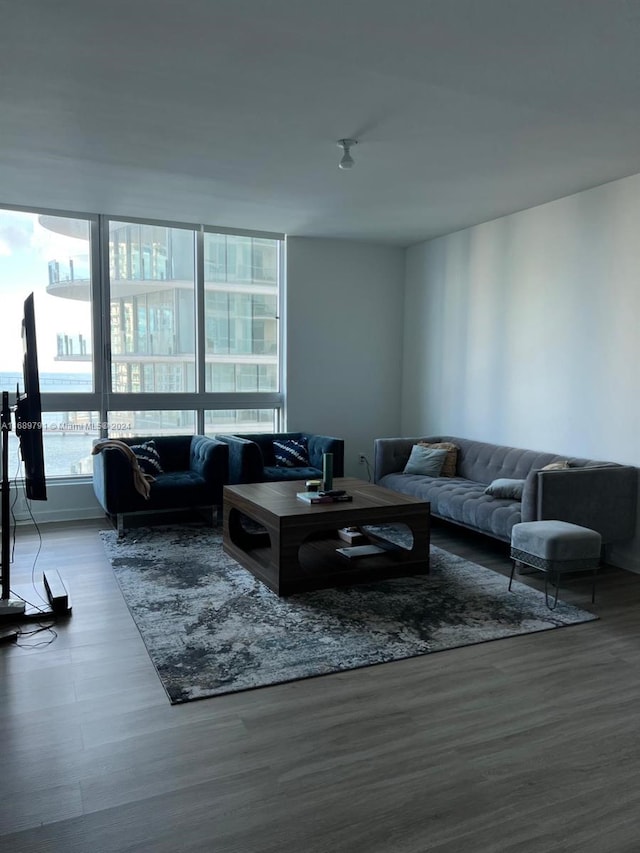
<box><xmin>101</xmin><ymin>524</ymin><xmax>598</xmax><ymax>704</ymax></box>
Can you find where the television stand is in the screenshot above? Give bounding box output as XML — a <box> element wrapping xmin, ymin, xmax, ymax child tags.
<box><xmin>0</xmin><ymin>598</ymin><xmax>26</xmax><ymax>617</ymax></box>
<box><xmin>0</xmin><ymin>625</ymin><xmax>18</xmax><ymax>644</ymax></box>
<box><xmin>43</xmin><ymin>569</ymin><xmax>71</xmax><ymax>614</ymax></box>
<box><xmin>1</xmin><ymin>390</ymin><xmax>72</xmax><ymax>631</ymax></box>
<box><xmin>0</xmin><ymin>577</ymin><xmax>71</xmax><ymax>623</ymax></box>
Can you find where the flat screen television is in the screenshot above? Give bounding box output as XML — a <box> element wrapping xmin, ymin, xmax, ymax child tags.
<box><xmin>15</xmin><ymin>293</ymin><xmax>47</xmax><ymax>501</ymax></box>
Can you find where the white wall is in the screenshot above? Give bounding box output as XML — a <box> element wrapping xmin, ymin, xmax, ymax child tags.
<box><xmin>286</xmin><ymin>237</ymin><xmax>405</xmax><ymax>475</ymax></box>
<box><xmin>12</xmin><ymin>481</ymin><xmax>103</xmax><ymax>525</ymax></box>
<box><xmin>403</xmin><ymin>172</ymin><xmax>640</xmax><ymax>569</ymax></box>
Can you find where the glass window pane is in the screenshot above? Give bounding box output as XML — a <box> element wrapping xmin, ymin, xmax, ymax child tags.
<box><xmin>7</xmin><ymin>411</ymin><xmax>101</xmax><ymax>478</ymax></box>
<box><xmin>204</xmin><ymin>409</ymin><xmax>277</xmax><ymax>434</ymax></box>
<box><xmin>204</xmin><ymin>233</ymin><xmax>226</xmax><ymax>282</ymax></box>
<box><xmin>43</xmin><ymin>411</ymin><xmax>102</xmax><ymax>476</ymax></box>
<box><xmin>108</xmin><ymin>410</ymin><xmax>196</xmax><ymax>437</ymax></box>
<box><xmin>203</xmin><ymin>233</ymin><xmax>279</xmax><ymax>393</ymax></box>
<box><xmin>226</xmin><ymin>235</ymin><xmax>252</xmax><ymax>282</ymax></box>
<box><xmin>258</xmin><ymin>364</ymin><xmax>278</xmax><ymax>391</ymax></box>
<box><xmin>252</xmin><ymin>238</ymin><xmax>277</xmax><ymax>283</ymax></box>
<box><xmin>207</xmin><ymin>363</ymin><xmax>236</xmax><ymax>392</ymax></box>
<box><xmin>0</xmin><ymin>208</ymin><xmax>94</xmax><ymax>394</ymax></box>
<box><xmin>109</xmin><ymin>221</ymin><xmax>196</xmax><ymax>393</ymax></box>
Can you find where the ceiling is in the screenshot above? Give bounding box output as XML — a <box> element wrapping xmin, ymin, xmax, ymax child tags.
<box><xmin>2</xmin><ymin>0</ymin><xmax>640</xmax><ymax>247</ymax></box>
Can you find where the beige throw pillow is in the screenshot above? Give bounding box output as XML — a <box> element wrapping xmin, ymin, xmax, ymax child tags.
<box><xmin>417</xmin><ymin>441</ymin><xmax>458</xmax><ymax>477</ymax></box>
<box><xmin>541</xmin><ymin>460</ymin><xmax>570</xmax><ymax>471</ymax></box>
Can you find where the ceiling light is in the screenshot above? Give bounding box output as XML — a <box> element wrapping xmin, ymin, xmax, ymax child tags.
<box><xmin>337</xmin><ymin>138</ymin><xmax>358</xmax><ymax>170</ymax></box>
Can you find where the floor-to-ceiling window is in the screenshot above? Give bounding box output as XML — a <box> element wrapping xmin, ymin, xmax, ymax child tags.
<box><xmin>0</xmin><ymin>206</ymin><xmax>284</xmax><ymax>482</ymax></box>
<box><xmin>202</xmin><ymin>230</ymin><xmax>279</xmax><ymax>432</ymax></box>
<box><xmin>0</xmin><ymin>208</ymin><xmax>99</xmax><ymax>478</ymax></box>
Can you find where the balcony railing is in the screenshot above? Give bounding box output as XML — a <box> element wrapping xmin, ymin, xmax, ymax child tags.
<box><xmin>48</xmin><ymin>254</ymin><xmax>90</xmax><ymax>285</ymax></box>
<box><xmin>56</xmin><ymin>333</ymin><xmax>91</xmax><ymax>361</ymax></box>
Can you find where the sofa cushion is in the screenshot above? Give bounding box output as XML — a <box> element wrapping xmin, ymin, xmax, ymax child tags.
<box><xmin>418</xmin><ymin>441</ymin><xmax>458</xmax><ymax>477</ymax></box>
<box><xmin>273</xmin><ymin>437</ymin><xmax>309</xmax><ymax>467</ymax></box>
<box><xmin>142</xmin><ymin>470</ymin><xmax>209</xmax><ymax>509</ymax></box>
<box><xmin>378</xmin><ymin>472</ymin><xmax>522</xmax><ymax>542</ymax></box>
<box><xmin>484</xmin><ymin>478</ymin><xmax>526</xmax><ymax>500</ymax></box>
<box><xmin>130</xmin><ymin>440</ymin><xmax>164</xmax><ymax>477</ymax></box>
<box><xmin>403</xmin><ymin>445</ymin><xmax>448</xmax><ymax>477</ymax></box>
<box><xmin>541</xmin><ymin>460</ymin><xmax>570</xmax><ymax>470</ymax></box>
<box><xmin>263</xmin><ymin>465</ymin><xmax>321</xmax><ymax>481</ymax></box>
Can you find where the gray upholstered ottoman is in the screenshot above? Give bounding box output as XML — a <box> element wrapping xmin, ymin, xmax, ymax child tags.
<box><xmin>509</xmin><ymin>520</ymin><xmax>601</xmax><ymax>609</ymax></box>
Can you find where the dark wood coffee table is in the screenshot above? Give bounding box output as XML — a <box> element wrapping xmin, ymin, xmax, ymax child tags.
<box><xmin>222</xmin><ymin>477</ymin><xmax>430</xmax><ymax>595</ymax></box>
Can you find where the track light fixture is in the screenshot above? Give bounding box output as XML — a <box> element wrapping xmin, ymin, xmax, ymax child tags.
<box><xmin>337</xmin><ymin>138</ymin><xmax>358</xmax><ymax>169</ymax></box>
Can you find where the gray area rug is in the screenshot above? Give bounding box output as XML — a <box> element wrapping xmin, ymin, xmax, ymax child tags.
<box><xmin>101</xmin><ymin>524</ymin><xmax>598</xmax><ymax>704</ymax></box>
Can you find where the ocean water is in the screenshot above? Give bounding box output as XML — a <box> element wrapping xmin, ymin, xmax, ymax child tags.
<box><xmin>44</xmin><ymin>432</ymin><xmax>97</xmax><ymax>476</ymax></box>
<box><xmin>1</xmin><ymin>371</ymin><xmax>95</xmax><ymax>477</ymax></box>
<box><xmin>1</xmin><ymin>371</ymin><xmax>92</xmax><ymax>395</ymax></box>
<box><xmin>7</xmin><ymin>431</ymin><xmax>96</xmax><ymax>478</ymax></box>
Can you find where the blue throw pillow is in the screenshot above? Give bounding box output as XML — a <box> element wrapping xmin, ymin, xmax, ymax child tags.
<box><xmin>403</xmin><ymin>445</ymin><xmax>448</xmax><ymax>477</ymax></box>
<box><xmin>273</xmin><ymin>437</ymin><xmax>309</xmax><ymax>468</ymax></box>
<box><xmin>484</xmin><ymin>478</ymin><xmax>525</xmax><ymax>500</ymax></box>
<box><xmin>131</xmin><ymin>440</ymin><xmax>164</xmax><ymax>476</ymax></box>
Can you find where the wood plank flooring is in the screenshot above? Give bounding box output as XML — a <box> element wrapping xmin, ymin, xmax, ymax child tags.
<box><xmin>2</xmin><ymin>518</ymin><xmax>640</xmax><ymax>852</ymax></box>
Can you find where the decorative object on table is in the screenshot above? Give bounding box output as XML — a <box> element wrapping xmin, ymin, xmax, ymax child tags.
<box><xmin>305</xmin><ymin>479</ymin><xmax>322</xmax><ymax>492</ymax></box>
<box><xmin>322</xmin><ymin>452</ymin><xmax>333</xmax><ymax>491</ymax></box>
<box><xmin>296</xmin><ymin>490</ymin><xmax>352</xmax><ymax>504</ymax></box>
<box><xmin>336</xmin><ymin>544</ymin><xmax>387</xmax><ymax>560</ymax></box>
<box><xmin>101</xmin><ymin>524</ymin><xmax>598</xmax><ymax>705</ymax></box>
<box><xmin>337</xmin><ymin>526</ymin><xmax>368</xmax><ymax>545</ymax></box>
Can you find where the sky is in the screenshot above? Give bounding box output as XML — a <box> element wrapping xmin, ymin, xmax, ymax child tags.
<box><xmin>0</xmin><ymin>209</ymin><xmax>92</xmax><ymax>380</ymax></box>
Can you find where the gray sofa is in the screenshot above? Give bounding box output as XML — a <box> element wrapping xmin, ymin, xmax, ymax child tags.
<box><xmin>374</xmin><ymin>435</ymin><xmax>637</xmax><ymax>544</ymax></box>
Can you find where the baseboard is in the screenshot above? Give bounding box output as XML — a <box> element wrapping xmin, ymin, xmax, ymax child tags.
<box><xmin>607</xmin><ymin>542</ymin><xmax>640</xmax><ymax>575</ymax></box>
<box><xmin>10</xmin><ymin>480</ymin><xmax>103</xmax><ymax>525</ymax></box>
<box><xmin>12</xmin><ymin>507</ymin><xmax>104</xmax><ymax>525</ymax></box>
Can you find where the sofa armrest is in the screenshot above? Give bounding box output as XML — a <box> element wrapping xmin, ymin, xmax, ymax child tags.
<box><xmin>524</xmin><ymin>465</ymin><xmax>638</xmax><ymax>543</ymax></box>
<box><xmin>374</xmin><ymin>438</ymin><xmax>421</xmax><ymax>482</ymax></box>
<box><xmin>305</xmin><ymin>435</ymin><xmax>345</xmax><ymax>476</ymax></box>
<box><xmin>215</xmin><ymin>435</ymin><xmax>265</xmax><ymax>484</ymax></box>
<box><xmin>92</xmin><ymin>446</ymin><xmax>141</xmax><ymax>515</ymax></box>
<box><xmin>189</xmin><ymin>436</ymin><xmax>229</xmax><ymax>503</ymax></box>
<box><xmin>521</xmin><ymin>469</ymin><xmax>539</xmax><ymax>522</ymax></box>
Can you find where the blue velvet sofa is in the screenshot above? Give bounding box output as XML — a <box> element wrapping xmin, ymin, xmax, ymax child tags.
<box><xmin>215</xmin><ymin>432</ymin><xmax>344</xmax><ymax>485</ymax></box>
<box><xmin>93</xmin><ymin>434</ymin><xmax>229</xmax><ymax>534</ymax></box>
<box><xmin>374</xmin><ymin>435</ymin><xmax>637</xmax><ymax>545</ymax></box>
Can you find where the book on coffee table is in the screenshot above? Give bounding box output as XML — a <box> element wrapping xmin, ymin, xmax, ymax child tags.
<box><xmin>337</xmin><ymin>527</ymin><xmax>368</xmax><ymax>545</ymax></box>
<box><xmin>336</xmin><ymin>544</ymin><xmax>387</xmax><ymax>559</ymax></box>
<box><xmin>297</xmin><ymin>492</ymin><xmax>353</xmax><ymax>504</ymax></box>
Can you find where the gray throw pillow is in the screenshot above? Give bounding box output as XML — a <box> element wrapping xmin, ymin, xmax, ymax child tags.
<box><xmin>403</xmin><ymin>445</ymin><xmax>448</xmax><ymax>477</ymax></box>
<box><xmin>484</xmin><ymin>478</ymin><xmax>525</xmax><ymax>500</ymax></box>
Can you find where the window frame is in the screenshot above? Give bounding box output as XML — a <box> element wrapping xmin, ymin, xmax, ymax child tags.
<box><xmin>0</xmin><ymin>204</ymin><xmax>285</xmax><ymax>482</ymax></box>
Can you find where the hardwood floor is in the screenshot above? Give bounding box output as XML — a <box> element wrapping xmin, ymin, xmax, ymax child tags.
<box><xmin>2</xmin><ymin>518</ymin><xmax>640</xmax><ymax>852</ymax></box>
